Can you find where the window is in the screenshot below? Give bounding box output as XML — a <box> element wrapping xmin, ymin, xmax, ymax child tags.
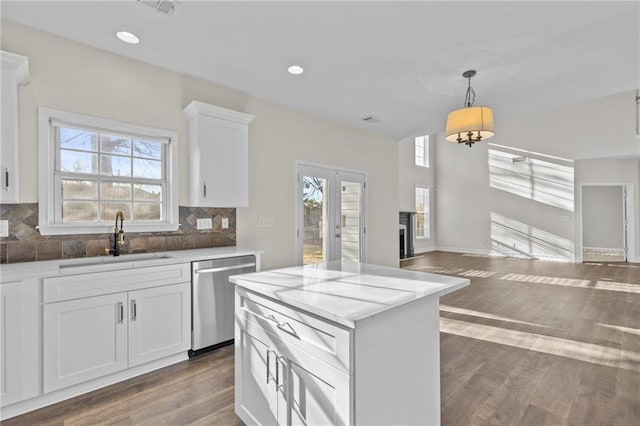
<box><xmin>415</xmin><ymin>186</ymin><xmax>429</xmax><ymax>239</ymax></box>
<box><xmin>38</xmin><ymin>107</ymin><xmax>179</xmax><ymax>235</ymax></box>
<box><xmin>415</xmin><ymin>135</ymin><xmax>429</xmax><ymax>167</ymax></box>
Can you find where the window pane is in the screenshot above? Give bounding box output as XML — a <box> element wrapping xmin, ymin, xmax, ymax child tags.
<box><xmin>60</xmin><ymin>150</ymin><xmax>98</xmax><ymax>174</ymax></box>
<box><xmin>101</xmin><ymin>203</ymin><xmax>131</xmax><ymax>222</ymax></box>
<box><xmin>100</xmin><ymin>134</ymin><xmax>132</xmax><ymax>156</ymax></box>
<box><xmin>63</xmin><ymin>201</ymin><xmax>98</xmax><ymax>222</ymax></box>
<box><xmin>302</xmin><ymin>176</ymin><xmax>328</xmax><ymax>265</ymax></box>
<box><xmin>60</xmin><ymin>128</ymin><xmax>98</xmax><ymax>151</ymax></box>
<box><xmin>133</xmin><ymin>140</ymin><xmax>163</xmax><ymax>160</ymax></box>
<box><xmin>101</xmin><ymin>155</ymin><xmax>132</xmax><ymax>177</ymax></box>
<box><xmin>133</xmin><ymin>203</ymin><xmax>161</xmax><ymax>221</ymax></box>
<box><xmin>101</xmin><ymin>182</ymin><xmax>132</xmax><ymax>200</ymax></box>
<box><xmin>134</xmin><ymin>184</ymin><xmax>162</xmax><ymax>201</ymax></box>
<box><xmin>133</xmin><ymin>158</ymin><xmax>162</xmax><ymax>179</ymax></box>
<box><xmin>62</xmin><ymin>179</ymin><xmax>97</xmax><ymax>200</ymax></box>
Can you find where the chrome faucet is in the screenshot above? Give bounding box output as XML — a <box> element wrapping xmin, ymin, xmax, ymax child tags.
<box><xmin>106</xmin><ymin>210</ymin><xmax>125</xmax><ymax>256</ymax></box>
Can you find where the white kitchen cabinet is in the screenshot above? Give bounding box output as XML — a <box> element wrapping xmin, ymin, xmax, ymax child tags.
<box><xmin>232</xmin><ymin>261</ymin><xmax>469</xmax><ymax>426</ymax></box>
<box><xmin>235</xmin><ymin>290</ymin><xmax>350</xmax><ymax>426</ymax></box>
<box><xmin>183</xmin><ymin>101</ymin><xmax>254</xmax><ymax>207</ymax></box>
<box><xmin>43</xmin><ymin>292</ymin><xmax>129</xmax><ymax>393</ymax></box>
<box><xmin>0</xmin><ymin>279</ymin><xmax>41</xmax><ymax>406</ymax></box>
<box><xmin>128</xmin><ymin>282</ymin><xmax>191</xmax><ymax>367</ymax></box>
<box><xmin>0</xmin><ymin>51</ymin><xmax>29</xmax><ymax>203</ymax></box>
<box><xmin>43</xmin><ymin>263</ymin><xmax>191</xmax><ymax>393</ymax></box>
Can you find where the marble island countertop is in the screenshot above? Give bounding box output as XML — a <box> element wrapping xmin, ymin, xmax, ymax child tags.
<box><xmin>230</xmin><ymin>261</ymin><xmax>470</xmax><ymax>328</ymax></box>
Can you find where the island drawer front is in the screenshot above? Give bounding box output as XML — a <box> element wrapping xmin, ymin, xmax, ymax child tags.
<box><xmin>236</xmin><ymin>288</ymin><xmax>351</xmax><ymax>374</ymax></box>
<box><xmin>44</xmin><ymin>263</ymin><xmax>191</xmax><ymax>303</ymax></box>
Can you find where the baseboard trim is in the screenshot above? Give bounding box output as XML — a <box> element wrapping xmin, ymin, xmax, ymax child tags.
<box><xmin>435</xmin><ymin>246</ymin><xmax>492</xmax><ymax>256</ymax></box>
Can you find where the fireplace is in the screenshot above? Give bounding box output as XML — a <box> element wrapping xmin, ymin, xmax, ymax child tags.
<box><xmin>399</xmin><ymin>211</ymin><xmax>416</xmax><ymax>259</ymax></box>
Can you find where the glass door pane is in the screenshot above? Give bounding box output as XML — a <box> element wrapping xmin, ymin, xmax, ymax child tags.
<box><xmin>302</xmin><ymin>175</ymin><xmax>329</xmax><ymax>265</ymax></box>
<box><xmin>339</xmin><ymin>180</ymin><xmax>362</xmax><ymax>262</ymax></box>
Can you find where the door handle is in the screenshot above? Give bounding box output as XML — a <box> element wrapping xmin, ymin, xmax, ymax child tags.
<box><xmin>117</xmin><ymin>302</ymin><xmax>124</xmax><ymax>324</ymax></box>
<box><xmin>131</xmin><ymin>300</ymin><xmax>137</xmax><ymax>321</ymax></box>
<box><xmin>194</xmin><ymin>263</ymin><xmax>256</xmax><ymax>274</ymax></box>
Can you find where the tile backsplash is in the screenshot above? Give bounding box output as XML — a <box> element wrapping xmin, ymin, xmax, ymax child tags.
<box><xmin>0</xmin><ymin>203</ymin><xmax>236</xmax><ymax>264</ymax></box>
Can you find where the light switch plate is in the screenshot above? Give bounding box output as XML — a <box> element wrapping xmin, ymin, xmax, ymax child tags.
<box><xmin>258</xmin><ymin>217</ymin><xmax>274</xmax><ymax>228</ymax></box>
<box><xmin>0</xmin><ymin>220</ymin><xmax>8</xmax><ymax>237</ymax></box>
<box><xmin>196</xmin><ymin>218</ymin><xmax>213</xmax><ymax>230</ymax></box>
<box><xmin>221</xmin><ymin>218</ymin><xmax>229</xmax><ymax>229</ymax></box>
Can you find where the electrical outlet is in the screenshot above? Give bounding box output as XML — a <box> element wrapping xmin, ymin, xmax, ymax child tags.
<box><xmin>0</xmin><ymin>220</ymin><xmax>8</xmax><ymax>238</ymax></box>
<box><xmin>258</xmin><ymin>217</ymin><xmax>274</xmax><ymax>228</ymax></box>
<box><xmin>196</xmin><ymin>218</ymin><xmax>213</xmax><ymax>230</ymax></box>
<box><xmin>221</xmin><ymin>218</ymin><xmax>229</xmax><ymax>229</ymax></box>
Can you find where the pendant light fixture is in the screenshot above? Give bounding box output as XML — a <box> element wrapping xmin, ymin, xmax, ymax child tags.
<box><xmin>445</xmin><ymin>70</ymin><xmax>495</xmax><ymax>147</ymax></box>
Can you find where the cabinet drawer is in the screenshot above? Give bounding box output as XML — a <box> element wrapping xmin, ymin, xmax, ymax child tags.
<box><xmin>44</xmin><ymin>263</ymin><xmax>190</xmax><ymax>303</ymax></box>
<box><xmin>236</xmin><ymin>288</ymin><xmax>351</xmax><ymax>374</ymax></box>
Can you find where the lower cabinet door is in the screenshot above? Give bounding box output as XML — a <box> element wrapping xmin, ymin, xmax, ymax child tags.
<box><xmin>128</xmin><ymin>282</ymin><xmax>190</xmax><ymax>367</ymax></box>
<box><xmin>43</xmin><ymin>292</ymin><xmax>128</xmax><ymax>393</ymax></box>
<box><xmin>1</xmin><ymin>279</ymin><xmax>41</xmax><ymax>406</ymax></box>
<box><xmin>284</xmin><ymin>345</ymin><xmax>350</xmax><ymax>426</ymax></box>
<box><xmin>236</xmin><ymin>329</ymin><xmax>280</xmax><ymax>425</ymax></box>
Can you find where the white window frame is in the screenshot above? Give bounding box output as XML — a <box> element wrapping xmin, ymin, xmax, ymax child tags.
<box><xmin>415</xmin><ymin>135</ymin><xmax>429</xmax><ymax>168</ymax></box>
<box><xmin>37</xmin><ymin>107</ymin><xmax>179</xmax><ymax>235</ymax></box>
<box><xmin>415</xmin><ymin>185</ymin><xmax>430</xmax><ymax>239</ymax></box>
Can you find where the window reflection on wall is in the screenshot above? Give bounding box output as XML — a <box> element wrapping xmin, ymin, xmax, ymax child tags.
<box><xmin>488</xmin><ymin>143</ymin><xmax>574</xmax><ymax>212</ymax></box>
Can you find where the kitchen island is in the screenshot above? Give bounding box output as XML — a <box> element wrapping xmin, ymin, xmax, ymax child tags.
<box><xmin>230</xmin><ymin>261</ymin><xmax>469</xmax><ymax>426</ymax></box>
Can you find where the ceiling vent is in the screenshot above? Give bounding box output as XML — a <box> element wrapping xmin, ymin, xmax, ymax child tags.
<box><xmin>362</xmin><ymin>116</ymin><xmax>380</xmax><ymax>123</ymax></box>
<box><xmin>138</xmin><ymin>0</ymin><xmax>178</xmax><ymax>16</ymax></box>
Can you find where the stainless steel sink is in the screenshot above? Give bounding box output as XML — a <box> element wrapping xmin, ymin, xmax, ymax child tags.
<box><xmin>59</xmin><ymin>254</ymin><xmax>173</xmax><ymax>269</ymax></box>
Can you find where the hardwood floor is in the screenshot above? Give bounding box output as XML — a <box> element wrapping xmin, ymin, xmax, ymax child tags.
<box><xmin>5</xmin><ymin>251</ymin><xmax>640</xmax><ymax>425</ymax></box>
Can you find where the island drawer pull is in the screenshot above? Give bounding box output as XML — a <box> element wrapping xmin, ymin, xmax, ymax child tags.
<box><xmin>276</xmin><ymin>321</ymin><xmax>299</xmax><ymax>339</ymax></box>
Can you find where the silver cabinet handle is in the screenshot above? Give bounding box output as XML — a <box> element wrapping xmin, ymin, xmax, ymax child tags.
<box><xmin>203</xmin><ymin>181</ymin><xmax>207</xmax><ymax>198</ymax></box>
<box><xmin>194</xmin><ymin>263</ymin><xmax>256</xmax><ymax>274</ymax></box>
<box><xmin>277</xmin><ymin>356</ymin><xmax>287</xmax><ymax>396</ymax></box>
<box><xmin>262</xmin><ymin>313</ymin><xmax>300</xmax><ymax>339</ymax></box>
<box><xmin>117</xmin><ymin>302</ymin><xmax>124</xmax><ymax>324</ymax></box>
<box><xmin>131</xmin><ymin>300</ymin><xmax>137</xmax><ymax>321</ymax></box>
<box><xmin>276</xmin><ymin>322</ymin><xmax>299</xmax><ymax>339</ymax></box>
<box><xmin>4</xmin><ymin>167</ymin><xmax>8</xmax><ymax>189</ymax></box>
<box><xmin>266</xmin><ymin>349</ymin><xmax>272</xmax><ymax>384</ymax></box>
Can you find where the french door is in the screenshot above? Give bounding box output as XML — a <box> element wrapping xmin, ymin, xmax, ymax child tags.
<box><xmin>296</xmin><ymin>163</ymin><xmax>366</xmax><ymax>265</ymax></box>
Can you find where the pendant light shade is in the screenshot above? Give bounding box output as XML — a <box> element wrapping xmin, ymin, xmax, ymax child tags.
<box><xmin>445</xmin><ymin>70</ymin><xmax>495</xmax><ymax>147</ymax></box>
<box><xmin>445</xmin><ymin>106</ymin><xmax>495</xmax><ymax>142</ymax></box>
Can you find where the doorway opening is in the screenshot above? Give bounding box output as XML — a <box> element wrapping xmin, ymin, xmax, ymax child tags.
<box><xmin>581</xmin><ymin>184</ymin><xmax>630</xmax><ymax>262</ymax></box>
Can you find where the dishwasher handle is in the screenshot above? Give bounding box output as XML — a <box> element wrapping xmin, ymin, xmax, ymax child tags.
<box><xmin>194</xmin><ymin>263</ymin><xmax>256</xmax><ymax>275</ymax></box>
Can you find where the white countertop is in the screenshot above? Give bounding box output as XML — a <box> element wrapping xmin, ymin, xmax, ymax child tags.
<box><xmin>230</xmin><ymin>261</ymin><xmax>469</xmax><ymax>328</ymax></box>
<box><xmin>0</xmin><ymin>246</ymin><xmax>260</xmax><ymax>282</ymax></box>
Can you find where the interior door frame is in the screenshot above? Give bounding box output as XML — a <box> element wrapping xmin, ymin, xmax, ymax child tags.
<box><xmin>295</xmin><ymin>160</ymin><xmax>367</xmax><ymax>265</ymax></box>
<box><xmin>577</xmin><ymin>182</ymin><xmax>634</xmax><ymax>263</ymax></box>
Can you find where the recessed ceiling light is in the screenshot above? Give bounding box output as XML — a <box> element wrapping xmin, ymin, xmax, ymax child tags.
<box><xmin>116</xmin><ymin>31</ymin><xmax>140</xmax><ymax>45</ymax></box>
<box><xmin>287</xmin><ymin>65</ymin><xmax>304</xmax><ymax>75</ymax></box>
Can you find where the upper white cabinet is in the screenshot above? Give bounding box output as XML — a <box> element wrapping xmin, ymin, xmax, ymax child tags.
<box><xmin>183</xmin><ymin>101</ymin><xmax>254</xmax><ymax>207</ymax></box>
<box><xmin>0</xmin><ymin>51</ymin><xmax>29</xmax><ymax>203</ymax></box>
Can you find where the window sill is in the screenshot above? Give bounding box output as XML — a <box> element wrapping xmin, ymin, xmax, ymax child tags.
<box><xmin>37</xmin><ymin>223</ymin><xmax>180</xmax><ymax>236</ymax></box>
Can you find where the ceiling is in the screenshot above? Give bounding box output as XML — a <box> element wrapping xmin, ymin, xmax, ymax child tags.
<box><xmin>2</xmin><ymin>1</ymin><xmax>639</xmax><ymax>140</ymax></box>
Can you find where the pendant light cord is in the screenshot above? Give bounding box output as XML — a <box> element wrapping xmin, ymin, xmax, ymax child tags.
<box><xmin>464</xmin><ymin>76</ymin><xmax>476</xmax><ymax>108</ymax></box>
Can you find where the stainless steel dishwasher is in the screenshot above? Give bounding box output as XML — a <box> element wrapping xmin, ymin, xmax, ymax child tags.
<box><xmin>190</xmin><ymin>255</ymin><xmax>256</xmax><ymax>355</ymax></box>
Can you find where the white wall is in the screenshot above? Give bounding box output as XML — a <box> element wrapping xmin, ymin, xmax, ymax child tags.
<box><xmin>398</xmin><ymin>136</ymin><xmax>436</xmax><ymax>253</ymax></box>
<box><xmin>1</xmin><ymin>19</ymin><xmax>399</xmax><ymax>269</ymax></box>
<box><xmin>434</xmin><ymin>91</ymin><xmax>639</xmax><ymax>261</ymax></box>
